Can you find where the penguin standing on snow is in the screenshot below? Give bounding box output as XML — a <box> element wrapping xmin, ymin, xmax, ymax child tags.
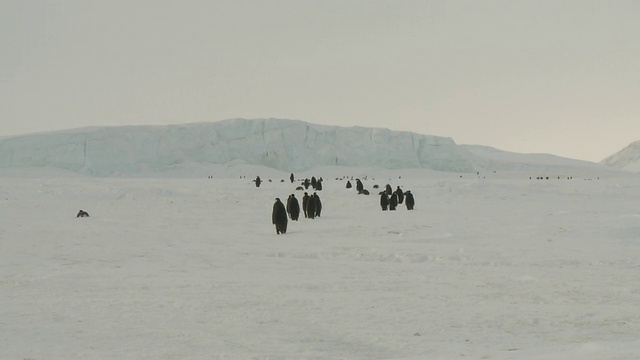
<box><xmin>302</xmin><ymin>192</ymin><xmax>310</xmax><ymax>218</ymax></box>
<box><xmin>272</xmin><ymin>198</ymin><xmax>288</xmax><ymax>234</ymax></box>
<box><xmin>404</xmin><ymin>191</ymin><xmax>415</xmax><ymax>210</ymax></box>
<box><xmin>389</xmin><ymin>193</ymin><xmax>398</xmax><ymax>211</ymax></box>
<box><xmin>306</xmin><ymin>193</ymin><xmax>317</xmax><ymax>219</ymax></box>
<box><xmin>380</xmin><ymin>192</ymin><xmax>389</xmax><ymax>211</ymax></box>
<box><xmin>356</xmin><ymin>179</ymin><xmax>364</xmax><ymax>193</ymax></box>
<box><xmin>313</xmin><ymin>192</ymin><xmax>322</xmax><ymax>218</ymax></box>
<box><xmin>287</xmin><ymin>194</ymin><xmax>300</xmax><ymax>221</ymax></box>
<box><xmin>395</xmin><ymin>186</ymin><xmax>404</xmax><ymax>204</ymax></box>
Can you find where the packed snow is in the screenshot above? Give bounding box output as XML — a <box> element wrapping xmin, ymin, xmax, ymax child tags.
<box><xmin>2</xmin><ymin>165</ymin><xmax>640</xmax><ymax>359</ymax></box>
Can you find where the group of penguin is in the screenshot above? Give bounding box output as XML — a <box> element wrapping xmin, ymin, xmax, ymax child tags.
<box><xmin>271</xmin><ymin>175</ymin><xmax>416</xmax><ymax>235</ymax></box>
<box><xmin>271</xmin><ymin>173</ymin><xmax>324</xmax><ymax>235</ymax></box>
<box><xmin>377</xmin><ymin>184</ymin><xmax>415</xmax><ymax>211</ymax></box>
<box><xmin>272</xmin><ymin>192</ymin><xmax>322</xmax><ymax>235</ymax></box>
<box><xmin>346</xmin><ymin>179</ymin><xmax>415</xmax><ymax>211</ymax></box>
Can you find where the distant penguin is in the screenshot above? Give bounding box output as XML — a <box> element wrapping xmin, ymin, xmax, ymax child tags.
<box><xmin>395</xmin><ymin>186</ymin><xmax>404</xmax><ymax>204</ymax></box>
<box><xmin>287</xmin><ymin>194</ymin><xmax>300</xmax><ymax>221</ymax></box>
<box><xmin>302</xmin><ymin>192</ymin><xmax>310</xmax><ymax>218</ymax></box>
<box><xmin>272</xmin><ymin>198</ymin><xmax>288</xmax><ymax>234</ymax></box>
<box><xmin>306</xmin><ymin>193</ymin><xmax>317</xmax><ymax>219</ymax></box>
<box><xmin>313</xmin><ymin>192</ymin><xmax>322</xmax><ymax>217</ymax></box>
<box><xmin>389</xmin><ymin>193</ymin><xmax>398</xmax><ymax>211</ymax></box>
<box><xmin>404</xmin><ymin>191</ymin><xmax>415</xmax><ymax>210</ymax></box>
<box><xmin>380</xmin><ymin>193</ymin><xmax>389</xmax><ymax>211</ymax></box>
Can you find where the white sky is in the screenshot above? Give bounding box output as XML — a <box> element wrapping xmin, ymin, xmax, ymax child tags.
<box><xmin>1</xmin><ymin>0</ymin><xmax>638</xmax><ymax>162</ymax></box>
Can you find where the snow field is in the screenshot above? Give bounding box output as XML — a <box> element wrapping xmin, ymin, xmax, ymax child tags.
<box><xmin>2</xmin><ymin>172</ymin><xmax>640</xmax><ymax>359</ymax></box>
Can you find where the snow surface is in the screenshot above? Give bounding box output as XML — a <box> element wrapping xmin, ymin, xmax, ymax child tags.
<box><xmin>2</xmin><ymin>165</ymin><xmax>640</xmax><ymax>359</ymax></box>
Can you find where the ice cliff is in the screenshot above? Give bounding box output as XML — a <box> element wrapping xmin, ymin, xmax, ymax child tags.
<box><xmin>0</xmin><ymin>118</ymin><xmax>476</xmax><ymax>176</ymax></box>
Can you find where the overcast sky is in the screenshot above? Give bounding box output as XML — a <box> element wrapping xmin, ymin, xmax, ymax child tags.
<box><xmin>1</xmin><ymin>0</ymin><xmax>638</xmax><ymax>162</ymax></box>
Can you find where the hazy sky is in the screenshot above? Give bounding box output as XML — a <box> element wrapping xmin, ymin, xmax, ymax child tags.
<box><xmin>1</xmin><ymin>0</ymin><xmax>638</xmax><ymax>162</ymax></box>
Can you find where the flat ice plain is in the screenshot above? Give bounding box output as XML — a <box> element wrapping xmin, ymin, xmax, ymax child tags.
<box><xmin>2</xmin><ymin>167</ymin><xmax>639</xmax><ymax>359</ymax></box>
